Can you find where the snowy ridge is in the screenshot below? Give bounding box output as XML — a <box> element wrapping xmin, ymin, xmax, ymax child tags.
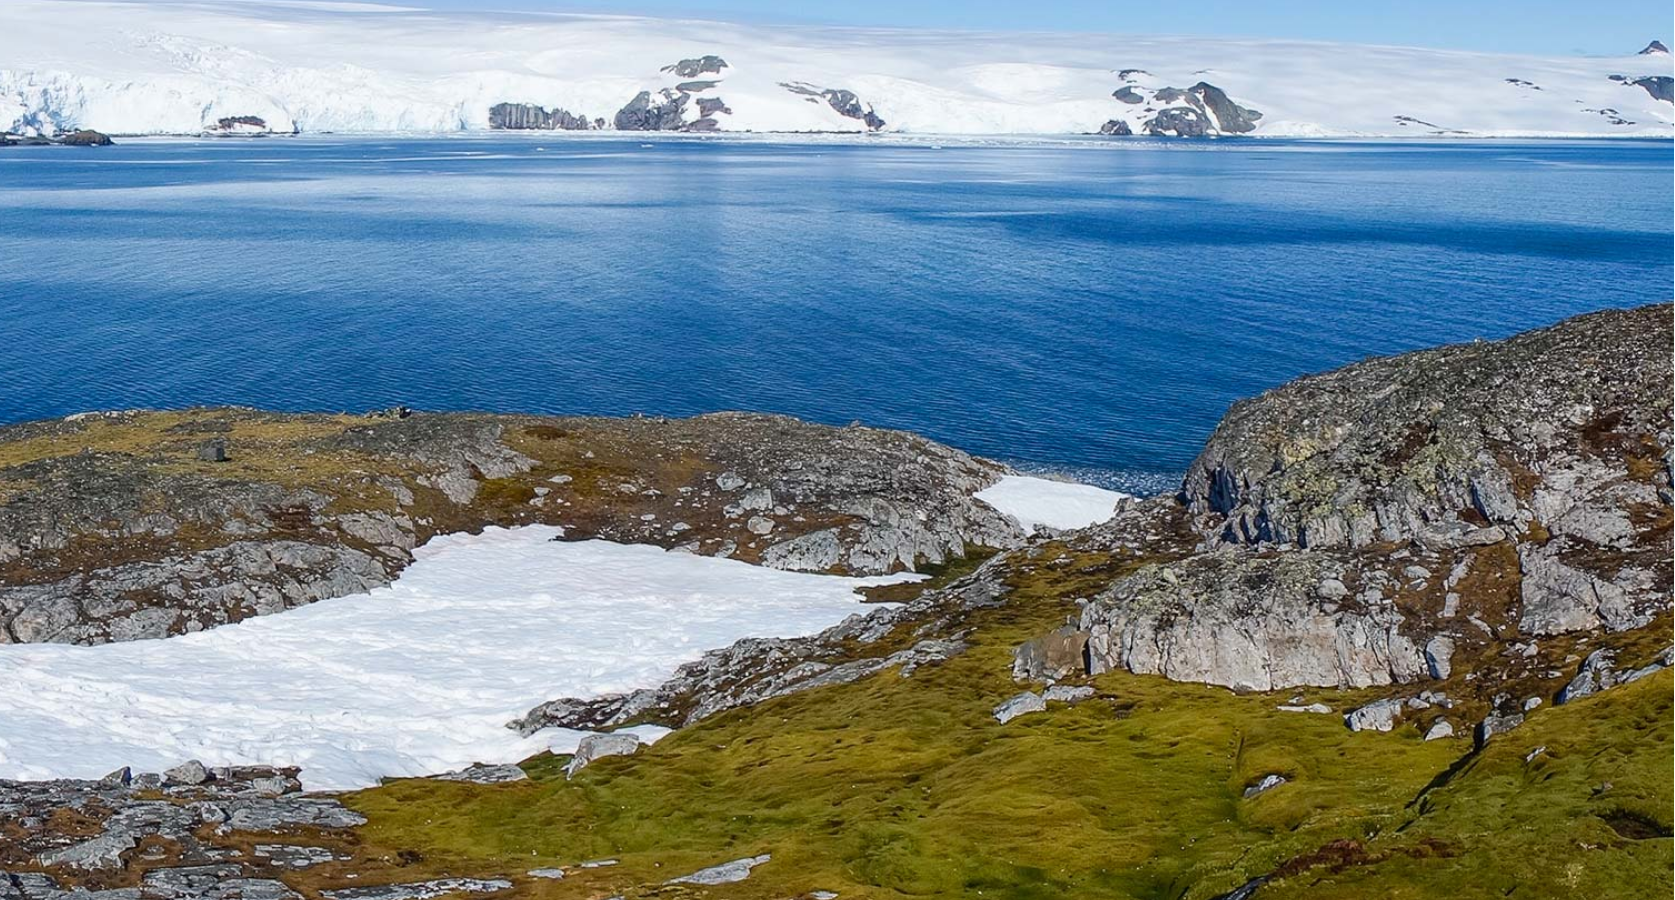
<box><xmin>0</xmin><ymin>0</ymin><xmax>1670</xmax><ymax>138</ymax></box>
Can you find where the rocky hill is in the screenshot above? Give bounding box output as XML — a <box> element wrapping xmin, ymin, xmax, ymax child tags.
<box><xmin>0</xmin><ymin>411</ymin><xmax>1021</xmax><ymax>645</ymax></box>
<box><xmin>0</xmin><ymin>304</ymin><xmax>1669</xmax><ymax>900</ymax></box>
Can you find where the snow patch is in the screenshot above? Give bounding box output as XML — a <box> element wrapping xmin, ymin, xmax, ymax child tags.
<box><xmin>0</xmin><ymin>526</ymin><xmax>915</xmax><ymax>790</ymax></box>
<box><xmin>976</xmin><ymin>475</ymin><xmax>1128</xmax><ymax>534</ymax></box>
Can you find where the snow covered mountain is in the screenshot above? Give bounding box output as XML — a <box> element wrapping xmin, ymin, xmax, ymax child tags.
<box><xmin>0</xmin><ymin>0</ymin><xmax>1670</xmax><ymax>138</ymax></box>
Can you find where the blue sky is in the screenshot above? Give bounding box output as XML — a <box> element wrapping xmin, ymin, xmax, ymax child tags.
<box><xmin>391</xmin><ymin>0</ymin><xmax>1670</xmax><ymax>56</ymax></box>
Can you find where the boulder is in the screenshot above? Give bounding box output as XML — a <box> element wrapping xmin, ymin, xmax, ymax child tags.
<box><xmin>164</xmin><ymin>759</ymin><xmax>211</xmax><ymax>786</ymax></box>
<box><xmin>1012</xmin><ymin>625</ymin><xmax>1089</xmax><ymax>682</ymax></box>
<box><xmin>1042</xmin><ymin>684</ymin><xmax>1095</xmax><ymax>703</ymax></box>
<box><xmin>1423</xmin><ymin>635</ymin><xmax>1455</xmax><ymax>680</ymax></box>
<box><xmin>564</xmin><ymin>733</ymin><xmax>642</xmax><ymax>778</ymax></box>
<box><xmin>1345</xmin><ymin>698</ymin><xmax>1403</xmax><ymax>732</ymax></box>
<box><xmin>993</xmin><ymin>691</ymin><xmax>1046</xmax><ymax>724</ymax></box>
<box><xmin>1474</xmin><ymin>711</ymin><xmax>1525</xmax><ymax>747</ymax></box>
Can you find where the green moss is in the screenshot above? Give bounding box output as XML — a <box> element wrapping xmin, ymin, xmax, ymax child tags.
<box><xmin>331</xmin><ymin>559</ymin><xmax>1671</xmax><ymax>900</ymax></box>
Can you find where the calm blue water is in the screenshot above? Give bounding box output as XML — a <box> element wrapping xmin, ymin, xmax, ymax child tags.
<box><xmin>1</xmin><ymin>136</ymin><xmax>1670</xmax><ymax>491</ymax></box>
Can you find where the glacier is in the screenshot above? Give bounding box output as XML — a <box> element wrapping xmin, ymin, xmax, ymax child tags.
<box><xmin>0</xmin><ymin>0</ymin><xmax>1671</xmax><ymax>138</ymax></box>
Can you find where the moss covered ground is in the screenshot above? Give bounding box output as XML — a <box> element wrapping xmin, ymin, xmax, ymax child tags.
<box><xmin>322</xmin><ymin>549</ymin><xmax>1671</xmax><ymax>900</ymax></box>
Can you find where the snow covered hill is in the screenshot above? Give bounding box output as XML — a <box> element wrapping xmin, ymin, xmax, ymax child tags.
<box><xmin>0</xmin><ymin>0</ymin><xmax>1670</xmax><ymax>138</ymax></box>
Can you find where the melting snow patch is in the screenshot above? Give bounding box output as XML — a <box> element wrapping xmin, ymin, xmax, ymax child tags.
<box><xmin>0</xmin><ymin>526</ymin><xmax>914</xmax><ymax>790</ymax></box>
<box><xmin>975</xmin><ymin>475</ymin><xmax>1127</xmax><ymax>534</ymax></box>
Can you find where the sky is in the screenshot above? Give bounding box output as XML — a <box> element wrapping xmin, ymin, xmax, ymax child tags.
<box><xmin>375</xmin><ymin>0</ymin><xmax>1672</xmax><ymax>56</ymax></box>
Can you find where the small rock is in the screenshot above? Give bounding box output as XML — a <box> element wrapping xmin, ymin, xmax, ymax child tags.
<box><xmin>1042</xmin><ymin>684</ymin><xmax>1095</xmax><ymax>703</ymax></box>
<box><xmin>102</xmin><ymin>766</ymin><xmax>133</xmax><ymax>786</ymax></box>
<box><xmin>432</xmin><ymin>763</ymin><xmax>528</xmax><ymax>784</ymax></box>
<box><xmin>579</xmin><ymin>859</ymin><xmax>618</xmax><ymax>869</ymax></box>
<box><xmin>1242</xmin><ymin>774</ymin><xmax>1287</xmax><ymax>799</ymax></box>
<box><xmin>1423</xmin><ymin>719</ymin><xmax>1454</xmax><ymax>741</ymax></box>
<box><xmin>1522</xmin><ymin>696</ymin><xmax>1542</xmax><ymax>711</ymax></box>
<box><xmin>715</xmin><ymin>471</ymin><xmax>746</xmax><ymax>491</ymax></box>
<box><xmin>1475</xmin><ymin>711</ymin><xmax>1525</xmax><ymax>748</ymax></box>
<box><xmin>248</xmin><ymin>775</ymin><xmax>300</xmax><ymax>797</ymax></box>
<box><xmin>1524</xmin><ymin>745</ymin><xmax>1548</xmax><ymax>763</ymax></box>
<box><xmin>993</xmin><ymin>691</ymin><xmax>1046</xmax><ymax>724</ymax></box>
<box><xmin>565</xmin><ymin>733</ymin><xmax>642</xmax><ymax>779</ymax></box>
<box><xmin>746</xmin><ymin>516</ymin><xmax>775</xmax><ymax>535</ymax></box>
<box><xmin>1277</xmin><ymin>702</ymin><xmax>1332</xmax><ymax>714</ymax></box>
<box><xmin>1345</xmin><ymin>698</ymin><xmax>1403</xmax><ymax>733</ymax></box>
<box><xmin>321</xmin><ymin>878</ymin><xmax>512</xmax><ymax>900</ymax></box>
<box><xmin>667</xmin><ymin>854</ymin><xmax>770</xmax><ymax>886</ymax></box>
<box><xmin>254</xmin><ymin>845</ymin><xmax>338</xmax><ymax>869</ymax></box>
<box><xmin>38</xmin><ymin>830</ymin><xmax>139</xmax><ymax>869</ymax></box>
<box><xmin>526</xmin><ymin>869</ymin><xmax>564</xmax><ymax>880</ymax></box>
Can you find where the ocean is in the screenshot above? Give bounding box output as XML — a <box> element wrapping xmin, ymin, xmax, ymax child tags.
<box><xmin>1</xmin><ymin>135</ymin><xmax>1669</xmax><ymax>492</ymax></box>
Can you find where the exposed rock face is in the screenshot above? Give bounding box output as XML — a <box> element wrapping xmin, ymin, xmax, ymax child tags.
<box><xmin>1099</xmin><ymin>80</ymin><xmax>1262</xmax><ymax>137</ymax></box>
<box><xmin>780</xmin><ymin>82</ymin><xmax>886</xmax><ymax>130</ymax></box>
<box><xmin>1556</xmin><ymin>645</ymin><xmax>1673</xmax><ymax>704</ymax></box>
<box><xmin>1077</xmin><ymin>304</ymin><xmax>1671</xmax><ymax>692</ymax></box>
<box><xmin>1186</xmin><ymin>82</ymin><xmax>1261</xmax><ymax>132</ymax></box>
<box><xmin>1628</xmin><ymin>75</ymin><xmax>1673</xmax><ymax>102</ymax></box>
<box><xmin>1145</xmin><ymin>107</ymin><xmax>1210</xmax><ymax>137</ymax></box>
<box><xmin>206</xmin><ymin>116</ymin><xmax>274</xmax><ymax>135</ymax></box>
<box><xmin>1183</xmin><ymin>302</ymin><xmax>1668</xmax><ymax>564</ymax></box>
<box><xmin>614</xmin><ymin>89</ymin><xmax>689</xmax><ymax>131</ymax></box>
<box><xmin>0</xmin><ymin>410</ymin><xmax>1023</xmax><ymax>645</ymax></box>
<box><xmin>58</xmin><ymin>130</ymin><xmax>112</xmax><ymax>146</ymax></box>
<box><xmin>1639</xmin><ymin>40</ymin><xmax>1670</xmax><ymax>55</ymax></box>
<box><xmin>1083</xmin><ymin>551</ymin><xmax>1427</xmax><ymax>691</ymax></box>
<box><xmin>661</xmin><ymin>55</ymin><xmax>728</xmax><ymax>78</ymax></box>
<box><xmin>487</xmin><ymin>102</ymin><xmax>595</xmax><ymax>130</ymax></box>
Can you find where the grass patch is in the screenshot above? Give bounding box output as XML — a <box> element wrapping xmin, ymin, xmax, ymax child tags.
<box><xmin>339</xmin><ymin>551</ymin><xmax>1629</xmax><ymax>900</ymax></box>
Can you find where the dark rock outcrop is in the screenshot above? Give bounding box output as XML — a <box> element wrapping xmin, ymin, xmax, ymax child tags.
<box><xmin>1144</xmin><ymin>107</ymin><xmax>1210</xmax><ymax>136</ymax></box>
<box><xmin>488</xmin><ymin>103</ymin><xmax>595</xmax><ymax>130</ymax></box>
<box><xmin>660</xmin><ymin>55</ymin><xmax>728</xmax><ymax>78</ymax></box>
<box><xmin>58</xmin><ymin>130</ymin><xmax>113</xmax><ymax>146</ymax></box>
<box><xmin>1187</xmin><ymin>82</ymin><xmax>1261</xmax><ymax>133</ymax></box>
<box><xmin>1100</xmin><ymin>81</ymin><xmax>1262</xmax><ymax>137</ymax></box>
<box><xmin>613</xmin><ymin>89</ymin><xmax>690</xmax><ymax>131</ymax></box>
<box><xmin>780</xmin><ymin>82</ymin><xmax>886</xmax><ymax>130</ymax></box>
<box><xmin>1639</xmin><ymin>40</ymin><xmax>1670</xmax><ymax>55</ymax></box>
<box><xmin>1628</xmin><ymin>75</ymin><xmax>1672</xmax><ymax>102</ymax></box>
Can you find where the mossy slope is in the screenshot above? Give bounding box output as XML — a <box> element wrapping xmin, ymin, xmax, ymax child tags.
<box><xmin>338</xmin><ymin>550</ymin><xmax>1671</xmax><ymax>900</ymax></box>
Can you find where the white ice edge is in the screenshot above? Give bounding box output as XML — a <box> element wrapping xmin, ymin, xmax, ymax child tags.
<box><xmin>0</xmin><ymin>526</ymin><xmax>918</xmax><ymax>791</ymax></box>
<box><xmin>975</xmin><ymin>474</ymin><xmax>1129</xmax><ymax>534</ymax></box>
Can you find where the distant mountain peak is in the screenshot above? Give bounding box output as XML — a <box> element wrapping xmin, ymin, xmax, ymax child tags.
<box><xmin>1639</xmin><ymin>40</ymin><xmax>1670</xmax><ymax>55</ymax></box>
